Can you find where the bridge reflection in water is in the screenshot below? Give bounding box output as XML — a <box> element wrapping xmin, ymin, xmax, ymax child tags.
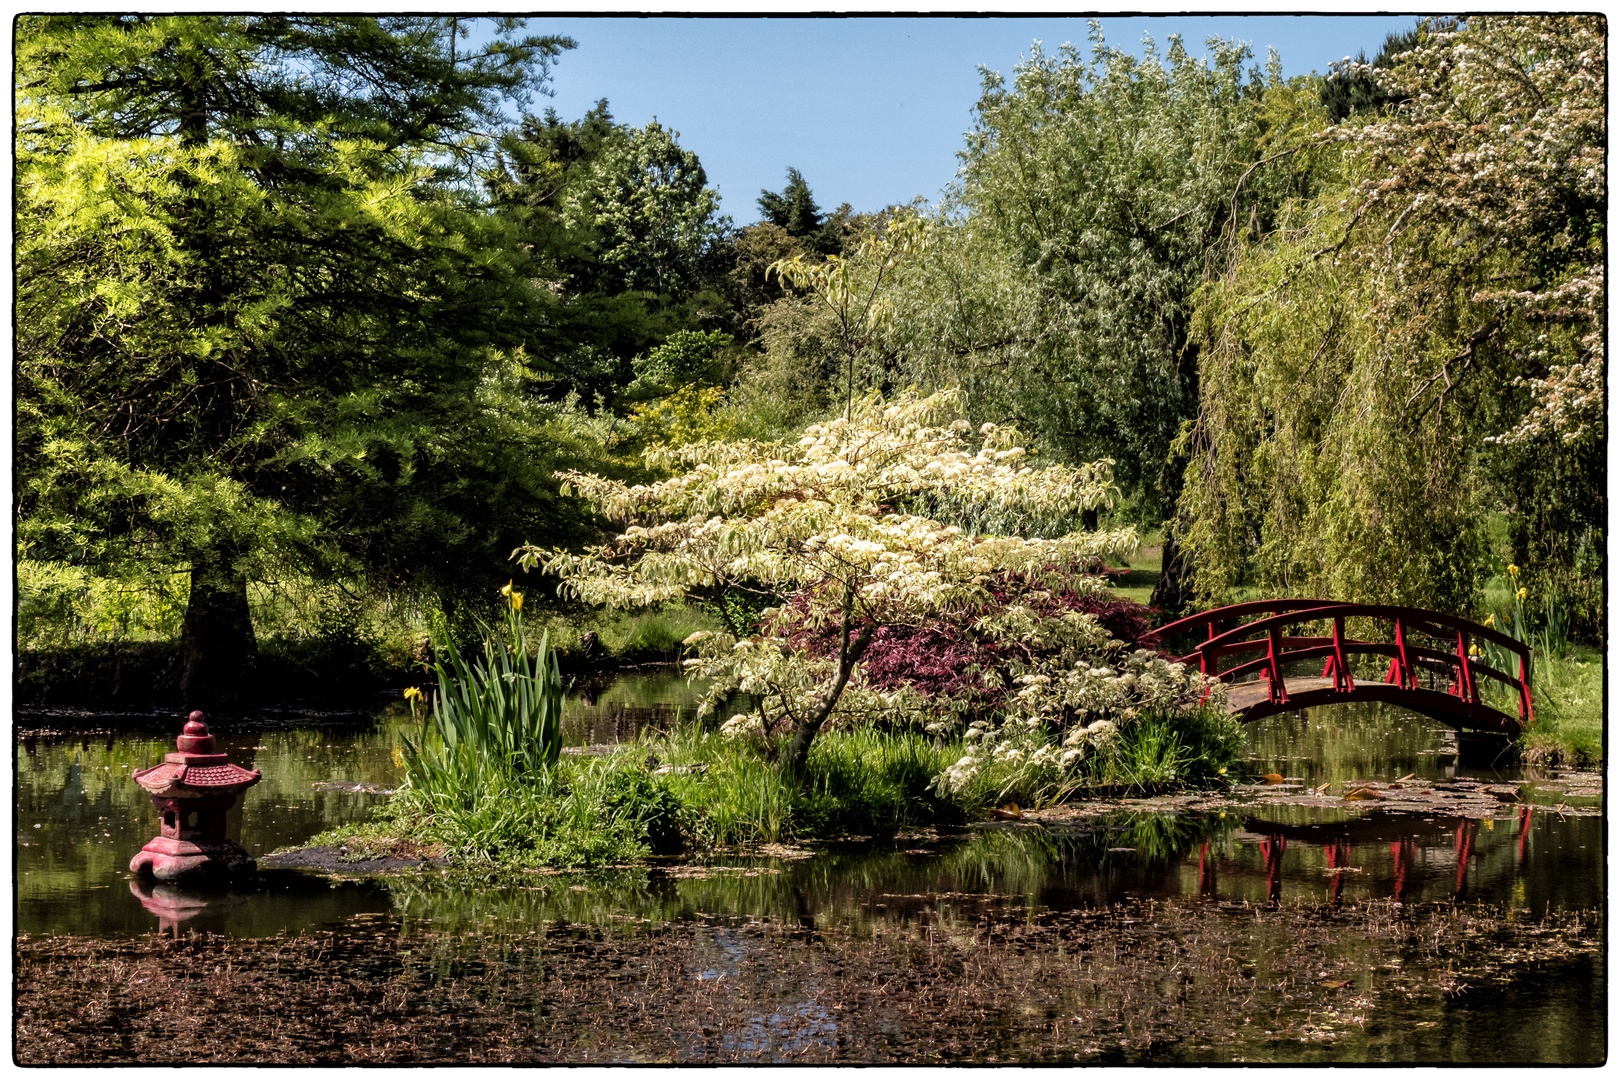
<box><xmin>1187</xmin><ymin>804</ymin><xmax>1540</xmax><ymax>909</ymax></box>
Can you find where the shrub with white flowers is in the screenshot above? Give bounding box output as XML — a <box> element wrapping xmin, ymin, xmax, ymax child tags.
<box><xmin>518</xmin><ymin>387</ymin><xmax>1227</xmax><ymax>786</ymax></box>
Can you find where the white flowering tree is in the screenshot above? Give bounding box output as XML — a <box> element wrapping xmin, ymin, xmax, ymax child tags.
<box><xmin>517</xmin><ymin>388</ymin><xmax>1221</xmax><ymax>780</ymax></box>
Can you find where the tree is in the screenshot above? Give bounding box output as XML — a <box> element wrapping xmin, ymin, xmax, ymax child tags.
<box><xmin>565</xmin><ymin>120</ymin><xmax>727</xmax><ymax>300</ymax></box>
<box><xmin>758</xmin><ymin>167</ymin><xmax>842</xmax><ymax>255</ymax></box>
<box><xmin>518</xmin><ymin>387</ymin><xmax>1175</xmax><ymax>777</ymax></box>
<box><xmin>1179</xmin><ymin>17</ymin><xmax>1604</xmax><ymax>630</ymax></box>
<box><xmin>1318</xmin><ymin>24</ymin><xmax>1426</xmax><ymax>123</ymax></box>
<box><xmin>767</xmin><ymin>209</ymin><xmax>933</xmax><ymax>418</ymax></box>
<box><xmin>15</xmin><ymin>15</ymin><xmax>577</xmax><ymax>707</ymax></box>
<box><xmin>882</xmin><ymin>27</ymin><xmax>1287</xmax><ymax>611</ymax></box>
<box><xmin>492</xmin><ymin>103</ymin><xmax>730</xmax><ymax>406</ymax></box>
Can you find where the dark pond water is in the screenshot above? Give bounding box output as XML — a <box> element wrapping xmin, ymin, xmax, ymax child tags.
<box><xmin>14</xmin><ymin>676</ymin><xmax>1606</xmax><ymax>1063</ymax></box>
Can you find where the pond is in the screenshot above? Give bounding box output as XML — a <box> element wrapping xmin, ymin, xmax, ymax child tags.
<box><xmin>14</xmin><ymin>675</ymin><xmax>1606</xmax><ymax>1064</ymax></box>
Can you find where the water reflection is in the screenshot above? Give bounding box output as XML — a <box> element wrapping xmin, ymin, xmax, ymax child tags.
<box><xmin>13</xmin><ymin>693</ymin><xmax>1603</xmax><ymax>940</ymax></box>
<box><xmin>127</xmin><ymin>878</ymin><xmax>250</xmax><ymax>936</ymax></box>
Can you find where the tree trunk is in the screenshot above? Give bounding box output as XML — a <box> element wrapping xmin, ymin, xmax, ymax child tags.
<box><xmin>179</xmin><ymin>555</ymin><xmax>258</xmax><ymax>711</ymax></box>
<box><xmin>1150</xmin><ymin>526</ymin><xmax>1197</xmax><ymax>618</ymax></box>
<box><xmin>785</xmin><ymin>613</ymin><xmax>873</xmax><ymax>778</ymax></box>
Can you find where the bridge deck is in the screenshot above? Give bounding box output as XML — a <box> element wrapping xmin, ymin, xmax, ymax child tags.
<box><xmin>1221</xmin><ymin>677</ymin><xmax>1336</xmax><ymax>714</ymax></box>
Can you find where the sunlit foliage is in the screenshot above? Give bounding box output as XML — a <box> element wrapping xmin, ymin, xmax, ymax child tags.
<box><xmin>1179</xmin><ymin>16</ymin><xmax>1604</xmax><ymax>626</ymax></box>
<box><xmin>520</xmin><ymin>388</ymin><xmax>1222</xmax><ymax>778</ymax></box>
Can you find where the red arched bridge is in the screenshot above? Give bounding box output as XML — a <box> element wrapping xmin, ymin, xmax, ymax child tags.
<box><xmin>1157</xmin><ymin>600</ymin><xmax>1535</xmax><ymax>735</ymax></box>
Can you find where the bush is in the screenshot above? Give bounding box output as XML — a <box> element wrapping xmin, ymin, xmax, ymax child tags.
<box><xmin>601</xmin><ymin>765</ymin><xmax>692</xmax><ymax>855</ymax></box>
<box><xmin>955</xmin><ymin>705</ymin><xmax>1243</xmax><ymax>806</ymax></box>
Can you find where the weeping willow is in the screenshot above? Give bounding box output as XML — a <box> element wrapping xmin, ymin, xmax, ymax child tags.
<box><xmin>1177</xmin><ymin>17</ymin><xmax>1603</xmax><ymax>625</ymax></box>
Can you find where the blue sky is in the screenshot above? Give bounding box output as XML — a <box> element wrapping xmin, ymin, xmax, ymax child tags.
<box><xmin>522</xmin><ymin>15</ymin><xmax>1423</xmax><ymax>220</ymax></box>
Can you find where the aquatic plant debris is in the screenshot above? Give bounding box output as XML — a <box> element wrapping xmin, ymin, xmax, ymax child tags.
<box><xmin>15</xmin><ymin>898</ymin><xmax>1601</xmax><ymax>1064</ymax></box>
<box><xmin>1020</xmin><ymin>771</ymin><xmax>1602</xmax><ymax>825</ymax></box>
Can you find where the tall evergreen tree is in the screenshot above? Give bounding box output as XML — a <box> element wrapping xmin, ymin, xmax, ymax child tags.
<box><xmin>16</xmin><ymin>15</ymin><xmax>577</xmax><ymax>708</ymax></box>
<box><xmin>1319</xmin><ymin>24</ymin><xmax>1427</xmax><ymax>123</ymax></box>
<box><xmin>758</xmin><ymin>167</ymin><xmax>840</xmax><ymax>254</ymax></box>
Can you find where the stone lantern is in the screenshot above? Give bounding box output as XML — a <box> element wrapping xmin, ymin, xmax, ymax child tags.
<box><xmin>130</xmin><ymin>712</ymin><xmax>262</xmax><ymax>883</ymax></box>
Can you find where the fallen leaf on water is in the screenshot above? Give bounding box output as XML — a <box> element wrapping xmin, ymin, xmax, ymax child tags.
<box><xmin>989</xmin><ymin>804</ymin><xmax>1023</xmax><ymax>820</ymax></box>
<box><xmin>1397</xmin><ymin>773</ymin><xmax>1416</xmax><ymax>782</ymax></box>
<box><xmin>1261</xmin><ymin>773</ymin><xmax>1286</xmax><ymax>785</ymax></box>
<box><xmin>1344</xmin><ymin>787</ymin><xmax>1386</xmax><ymax>801</ymax></box>
<box><xmin>1313</xmin><ymin>782</ymin><xmax>1332</xmax><ymax>795</ymax></box>
<box><xmin>1318</xmin><ymin>979</ymin><xmax>1354</xmax><ymax>990</ymax></box>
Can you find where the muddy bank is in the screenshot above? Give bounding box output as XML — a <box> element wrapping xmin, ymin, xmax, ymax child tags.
<box><xmin>1019</xmin><ymin>770</ymin><xmax>1604</xmax><ymax>825</ymax></box>
<box><xmin>259</xmin><ymin>846</ymin><xmax>448</xmax><ymax>875</ymax></box>
<box><xmin>15</xmin><ymin>898</ymin><xmax>1603</xmax><ymax>1065</ymax></box>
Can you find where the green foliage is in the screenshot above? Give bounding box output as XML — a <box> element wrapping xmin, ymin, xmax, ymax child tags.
<box><xmin>15</xmin><ymin>15</ymin><xmax>590</xmax><ymax>703</ymax></box>
<box><xmin>337</xmin><ymin>726</ymin><xmax>979</xmax><ymax>866</ymax></box>
<box><xmin>628</xmin><ymin>330</ymin><xmax>734</xmax><ymax>398</ymax></box>
<box><xmin>1178</xmin><ymin>17</ymin><xmax>1604</xmax><ymax>624</ymax></box>
<box><xmin>1491</xmin><ymin>435</ymin><xmax>1606</xmax><ymax>639</ymax></box>
<box><xmin>594</xmin><ymin>604</ymin><xmax>723</xmax><ymax>663</ymax></box>
<box><xmin>387</xmin><ymin>594</ymin><xmax>711</xmax><ymax>868</ymax></box>
<box><xmin>886</xmin><ymin>26</ymin><xmax>1282</xmax><ymax>514</ymax></box>
<box><xmin>654</xmin><ymin>728</ymin><xmax>973</xmax><ymax>847</ymax></box>
<box><xmin>492</xmin><ymin>101</ymin><xmax>730</xmax><ymax>408</ymax></box>
<box><xmin>1093</xmin><ymin>709</ymin><xmax>1244</xmax><ymax>791</ymax></box>
<box><xmin>600</xmin><ymin>765</ymin><xmax>692</xmax><ymax>855</ymax></box>
<box><xmin>402</xmin><ymin>594</ymin><xmax>565</xmax><ymax>796</ymax></box>
<box><xmin>766</xmin><ymin>209</ymin><xmax>934</xmax><ymax>418</ymax></box>
<box><xmin>387</xmin><ymin>760</ymin><xmax>674</xmax><ymax>869</ymax></box>
<box><xmin>17</xmin><ymin>561</ymin><xmax>189</xmax><ymax>649</ymax></box>
<box><xmin>757</xmin><ymin>166</ymin><xmax>843</xmax><ymax>254</ymax></box>
<box><xmin>567</xmin><ymin>119</ymin><xmax>727</xmax><ymax>300</ymax></box>
<box><xmin>1318</xmin><ymin>24</ymin><xmax>1426</xmax><ymax>123</ymax></box>
<box><xmin>957</xmin><ymin>707</ymin><xmax>1243</xmax><ymax>806</ymax></box>
<box><xmin>1477</xmin><ymin>571</ymin><xmax>1603</xmax><ymax>767</ymax></box>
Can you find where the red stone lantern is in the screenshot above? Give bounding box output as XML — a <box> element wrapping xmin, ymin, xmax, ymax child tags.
<box><xmin>130</xmin><ymin>712</ymin><xmax>262</xmax><ymax>883</ymax></box>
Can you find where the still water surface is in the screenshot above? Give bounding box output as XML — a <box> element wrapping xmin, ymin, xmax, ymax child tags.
<box><xmin>14</xmin><ymin>676</ymin><xmax>1605</xmax><ymax>1062</ymax></box>
<box><xmin>16</xmin><ymin>676</ymin><xmax>1602</xmax><ymax>934</ymax></box>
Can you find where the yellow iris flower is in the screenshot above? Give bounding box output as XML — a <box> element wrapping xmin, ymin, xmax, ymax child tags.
<box><xmin>404</xmin><ymin>686</ymin><xmax>423</xmax><ymax>701</ymax></box>
<box><xmin>1517</xmin><ymin>587</ymin><xmax>1527</xmax><ymax>602</ymax></box>
<box><xmin>1507</xmin><ymin>564</ymin><xmax>1519</xmax><ymax>577</ymax></box>
<box><xmin>511</xmin><ymin>591</ymin><xmax>524</xmax><ymax>611</ymax></box>
<box><xmin>1483</xmin><ymin>614</ymin><xmax>1495</xmax><ymax>627</ymax></box>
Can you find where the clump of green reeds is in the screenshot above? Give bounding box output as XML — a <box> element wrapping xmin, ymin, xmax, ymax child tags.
<box><xmin>401</xmin><ymin>588</ymin><xmax>563</xmax><ymax>797</ymax></box>
<box><xmin>649</xmin><ymin>726</ymin><xmax>973</xmax><ymax>847</ymax></box>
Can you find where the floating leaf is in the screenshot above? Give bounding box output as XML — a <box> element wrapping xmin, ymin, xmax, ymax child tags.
<box><xmin>1261</xmin><ymin>773</ymin><xmax>1286</xmax><ymax>785</ymax></box>
<box><xmin>1344</xmin><ymin>787</ymin><xmax>1386</xmax><ymax>801</ymax></box>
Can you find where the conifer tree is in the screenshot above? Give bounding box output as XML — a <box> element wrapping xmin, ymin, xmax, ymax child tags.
<box><xmin>16</xmin><ymin>15</ymin><xmax>576</xmax><ymax>707</ymax></box>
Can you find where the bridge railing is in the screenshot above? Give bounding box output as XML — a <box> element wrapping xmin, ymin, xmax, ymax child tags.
<box><xmin>1157</xmin><ymin>601</ymin><xmax>1534</xmax><ymax>725</ymax></box>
